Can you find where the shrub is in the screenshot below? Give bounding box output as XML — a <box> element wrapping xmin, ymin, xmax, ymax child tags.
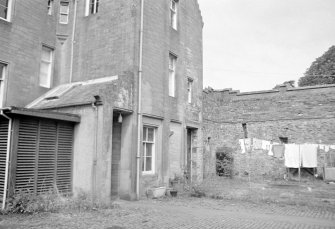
<box><xmin>2</xmin><ymin>188</ymin><xmax>118</xmax><ymax>214</ymax></box>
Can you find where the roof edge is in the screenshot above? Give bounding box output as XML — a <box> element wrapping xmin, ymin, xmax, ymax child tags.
<box><xmin>1</xmin><ymin>107</ymin><xmax>80</xmax><ymax>123</ymax></box>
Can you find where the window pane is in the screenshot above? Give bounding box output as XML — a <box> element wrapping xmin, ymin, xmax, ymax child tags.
<box><xmin>147</xmin><ymin>128</ymin><xmax>154</xmax><ymax>141</ymax></box>
<box><xmin>59</xmin><ymin>14</ymin><xmax>68</xmax><ymax>24</ymax></box>
<box><xmin>0</xmin><ymin>5</ymin><xmax>7</xmax><ymax>19</ymax></box>
<box><xmin>0</xmin><ymin>63</ymin><xmax>5</xmax><ymax>80</ymax></box>
<box><xmin>42</xmin><ymin>48</ymin><xmax>51</xmax><ymax>61</ymax></box>
<box><xmin>39</xmin><ymin>62</ymin><xmax>50</xmax><ymax>86</ymax></box>
<box><xmin>169</xmin><ymin>72</ymin><xmax>175</xmax><ymax>96</ymax></box>
<box><xmin>60</xmin><ymin>3</ymin><xmax>69</xmax><ymax>14</ymax></box>
<box><xmin>142</xmin><ymin>157</ymin><xmax>145</xmax><ymax>171</ymax></box>
<box><xmin>95</xmin><ymin>0</ymin><xmax>99</xmax><ymax>13</ymax></box>
<box><xmin>146</xmin><ymin>143</ymin><xmax>152</xmax><ymax>157</ymax></box>
<box><xmin>146</xmin><ymin>157</ymin><xmax>152</xmax><ymax>171</ymax></box>
<box><xmin>143</xmin><ymin>127</ymin><xmax>147</xmax><ymax>141</ymax></box>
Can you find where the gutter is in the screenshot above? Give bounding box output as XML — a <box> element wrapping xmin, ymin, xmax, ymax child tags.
<box><xmin>0</xmin><ymin>110</ymin><xmax>12</xmax><ymax>210</ymax></box>
<box><xmin>136</xmin><ymin>0</ymin><xmax>144</xmax><ymax>200</ymax></box>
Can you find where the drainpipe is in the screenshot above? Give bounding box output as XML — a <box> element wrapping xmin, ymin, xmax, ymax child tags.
<box><xmin>69</xmin><ymin>0</ymin><xmax>78</xmax><ymax>83</ymax></box>
<box><xmin>136</xmin><ymin>0</ymin><xmax>144</xmax><ymax>200</ymax></box>
<box><xmin>0</xmin><ymin>110</ymin><xmax>12</xmax><ymax>210</ymax></box>
<box><xmin>92</xmin><ymin>101</ymin><xmax>98</xmax><ymax>199</ymax></box>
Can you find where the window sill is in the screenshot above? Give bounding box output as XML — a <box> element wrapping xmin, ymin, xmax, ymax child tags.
<box><xmin>0</xmin><ymin>17</ymin><xmax>11</xmax><ymax>24</ymax></box>
<box><xmin>142</xmin><ymin>171</ymin><xmax>155</xmax><ymax>176</ymax></box>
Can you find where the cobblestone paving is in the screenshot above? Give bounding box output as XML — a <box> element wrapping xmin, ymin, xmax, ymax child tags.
<box><xmin>1</xmin><ymin>197</ymin><xmax>335</xmax><ymax>228</ymax></box>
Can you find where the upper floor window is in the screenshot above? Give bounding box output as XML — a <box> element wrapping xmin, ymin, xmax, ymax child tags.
<box><xmin>39</xmin><ymin>46</ymin><xmax>54</xmax><ymax>88</ymax></box>
<box><xmin>0</xmin><ymin>62</ymin><xmax>7</xmax><ymax>107</ymax></box>
<box><xmin>169</xmin><ymin>54</ymin><xmax>177</xmax><ymax>97</ymax></box>
<box><xmin>85</xmin><ymin>0</ymin><xmax>99</xmax><ymax>16</ymax></box>
<box><xmin>187</xmin><ymin>78</ymin><xmax>193</xmax><ymax>103</ymax></box>
<box><xmin>142</xmin><ymin>126</ymin><xmax>156</xmax><ymax>174</ymax></box>
<box><xmin>0</xmin><ymin>0</ymin><xmax>12</xmax><ymax>21</ymax></box>
<box><xmin>59</xmin><ymin>1</ymin><xmax>69</xmax><ymax>24</ymax></box>
<box><xmin>170</xmin><ymin>0</ymin><xmax>178</xmax><ymax>30</ymax></box>
<box><xmin>48</xmin><ymin>0</ymin><xmax>54</xmax><ymax>15</ymax></box>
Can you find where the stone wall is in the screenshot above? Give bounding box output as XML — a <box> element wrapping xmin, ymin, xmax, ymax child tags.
<box><xmin>203</xmin><ymin>84</ymin><xmax>335</xmax><ymax>180</ymax></box>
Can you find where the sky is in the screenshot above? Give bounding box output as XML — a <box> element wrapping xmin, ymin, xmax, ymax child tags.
<box><xmin>197</xmin><ymin>0</ymin><xmax>335</xmax><ymax>92</ymax></box>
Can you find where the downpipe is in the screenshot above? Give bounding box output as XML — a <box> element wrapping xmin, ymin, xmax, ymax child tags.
<box><xmin>136</xmin><ymin>0</ymin><xmax>144</xmax><ymax>200</ymax></box>
<box><xmin>0</xmin><ymin>110</ymin><xmax>12</xmax><ymax>210</ymax></box>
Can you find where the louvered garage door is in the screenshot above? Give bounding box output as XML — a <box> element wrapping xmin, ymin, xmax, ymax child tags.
<box><xmin>0</xmin><ymin>118</ymin><xmax>9</xmax><ymax>205</ymax></box>
<box><xmin>16</xmin><ymin>118</ymin><xmax>74</xmax><ymax>194</ymax></box>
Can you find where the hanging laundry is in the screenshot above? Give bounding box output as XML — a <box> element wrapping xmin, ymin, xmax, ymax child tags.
<box><xmin>253</xmin><ymin>138</ymin><xmax>263</xmax><ymax>150</ymax></box>
<box><xmin>272</xmin><ymin>144</ymin><xmax>285</xmax><ymax>158</ymax></box>
<box><xmin>284</xmin><ymin>144</ymin><xmax>300</xmax><ymax>168</ymax></box>
<box><xmin>239</xmin><ymin>139</ymin><xmax>246</xmax><ymax>154</ymax></box>
<box><xmin>325</xmin><ymin>145</ymin><xmax>330</xmax><ymax>152</ymax></box>
<box><xmin>330</xmin><ymin>145</ymin><xmax>335</xmax><ymax>150</ymax></box>
<box><xmin>300</xmin><ymin>144</ymin><xmax>318</xmax><ymax>168</ymax></box>
<box><xmin>261</xmin><ymin>140</ymin><xmax>271</xmax><ymax>151</ymax></box>
<box><xmin>268</xmin><ymin>142</ymin><xmax>279</xmax><ymax>156</ymax></box>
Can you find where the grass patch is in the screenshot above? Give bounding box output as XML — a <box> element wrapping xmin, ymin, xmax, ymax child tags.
<box><xmin>1</xmin><ymin>188</ymin><xmax>119</xmax><ymax>214</ymax></box>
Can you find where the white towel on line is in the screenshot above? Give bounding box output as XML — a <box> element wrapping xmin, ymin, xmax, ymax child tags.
<box><xmin>300</xmin><ymin>144</ymin><xmax>318</xmax><ymax>168</ymax></box>
<box><xmin>284</xmin><ymin>144</ymin><xmax>300</xmax><ymax>168</ymax></box>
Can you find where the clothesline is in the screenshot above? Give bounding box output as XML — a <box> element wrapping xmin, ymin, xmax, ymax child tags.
<box><xmin>238</xmin><ymin>138</ymin><xmax>335</xmax><ymax>168</ymax></box>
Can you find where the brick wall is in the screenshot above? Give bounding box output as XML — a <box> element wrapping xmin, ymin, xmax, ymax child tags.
<box><xmin>0</xmin><ymin>0</ymin><xmax>58</xmax><ymax>107</ymax></box>
<box><xmin>203</xmin><ymin>84</ymin><xmax>335</xmax><ymax>180</ymax></box>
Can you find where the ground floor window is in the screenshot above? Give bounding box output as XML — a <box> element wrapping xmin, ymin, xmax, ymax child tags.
<box><xmin>142</xmin><ymin>126</ymin><xmax>155</xmax><ymax>174</ymax></box>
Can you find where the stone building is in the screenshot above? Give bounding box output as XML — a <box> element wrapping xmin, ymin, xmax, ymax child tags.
<box><xmin>0</xmin><ymin>0</ymin><xmax>203</xmax><ymax>205</ymax></box>
<box><xmin>203</xmin><ymin>84</ymin><xmax>335</xmax><ymax>180</ymax></box>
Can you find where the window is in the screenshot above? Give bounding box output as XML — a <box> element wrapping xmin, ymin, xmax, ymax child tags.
<box><xmin>279</xmin><ymin>137</ymin><xmax>288</xmax><ymax>144</ymax></box>
<box><xmin>59</xmin><ymin>1</ymin><xmax>69</xmax><ymax>24</ymax></box>
<box><xmin>169</xmin><ymin>54</ymin><xmax>177</xmax><ymax>97</ymax></box>
<box><xmin>0</xmin><ymin>0</ymin><xmax>12</xmax><ymax>21</ymax></box>
<box><xmin>48</xmin><ymin>0</ymin><xmax>54</xmax><ymax>15</ymax></box>
<box><xmin>142</xmin><ymin>126</ymin><xmax>155</xmax><ymax>174</ymax></box>
<box><xmin>39</xmin><ymin>46</ymin><xmax>54</xmax><ymax>88</ymax></box>
<box><xmin>0</xmin><ymin>62</ymin><xmax>7</xmax><ymax>107</ymax></box>
<box><xmin>170</xmin><ymin>0</ymin><xmax>177</xmax><ymax>30</ymax></box>
<box><xmin>187</xmin><ymin>78</ymin><xmax>193</xmax><ymax>103</ymax></box>
<box><xmin>85</xmin><ymin>0</ymin><xmax>99</xmax><ymax>16</ymax></box>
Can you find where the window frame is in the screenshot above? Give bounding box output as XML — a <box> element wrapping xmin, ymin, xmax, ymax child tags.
<box><xmin>0</xmin><ymin>62</ymin><xmax>7</xmax><ymax>107</ymax></box>
<box><xmin>0</xmin><ymin>0</ymin><xmax>13</xmax><ymax>22</ymax></box>
<box><xmin>48</xmin><ymin>0</ymin><xmax>54</xmax><ymax>15</ymax></box>
<box><xmin>142</xmin><ymin>126</ymin><xmax>156</xmax><ymax>175</ymax></box>
<box><xmin>59</xmin><ymin>1</ymin><xmax>69</xmax><ymax>24</ymax></box>
<box><xmin>85</xmin><ymin>0</ymin><xmax>99</xmax><ymax>16</ymax></box>
<box><xmin>169</xmin><ymin>53</ymin><xmax>177</xmax><ymax>97</ymax></box>
<box><xmin>170</xmin><ymin>0</ymin><xmax>178</xmax><ymax>30</ymax></box>
<box><xmin>39</xmin><ymin>45</ymin><xmax>54</xmax><ymax>88</ymax></box>
<box><xmin>187</xmin><ymin>78</ymin><xmax>193</xmax><ymax>104</ymax></box>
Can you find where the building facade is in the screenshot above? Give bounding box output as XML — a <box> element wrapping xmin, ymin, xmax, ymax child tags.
<box><xmin>0</xmin><ymin>0</ymin><xmax>203</xmax><ymax>203</ymax></box>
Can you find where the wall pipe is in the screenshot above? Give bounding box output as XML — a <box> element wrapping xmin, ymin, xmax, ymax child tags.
<box><xmin>92</xmin><ymin>102</ymin><xmax>98</xmax><ymax>199</ymax></box>
<box><xmin>136</xmin><ymin>0</ymin><xmax>144</xmax><ymax>200</ymax></box>
<box><xmin>0</xmin><ymin>110</ymin><xmax>12</xmax><ymax>210</ymax></box>
<box><xmin>69</xmin><ymin>0</ymin><xmax>78</xmax><ymax>83</ymax></box>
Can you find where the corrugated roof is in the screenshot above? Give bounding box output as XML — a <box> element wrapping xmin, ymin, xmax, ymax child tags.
<box><xmin>27</xmin><ymin>76</ymin><xmax>119</xmax><ymax>109</ymax></box>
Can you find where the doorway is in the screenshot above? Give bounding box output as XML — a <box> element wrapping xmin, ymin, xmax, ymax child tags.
<box><xmin>111</xmin><ymin>112</ymin><xmax>122</xmax><ymax>196</ymax></box>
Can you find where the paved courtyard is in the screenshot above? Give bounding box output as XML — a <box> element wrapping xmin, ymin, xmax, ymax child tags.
<box><xmin>1</xmin><ymin>197</ymin><xmax>335</xmax><ymax>229</ymax></box>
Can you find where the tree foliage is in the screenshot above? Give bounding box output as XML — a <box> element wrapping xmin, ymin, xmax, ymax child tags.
<box><xmin>298</xmin><ymin>46</ymin><xmax>335</xmax><ymax>87</ymax></box>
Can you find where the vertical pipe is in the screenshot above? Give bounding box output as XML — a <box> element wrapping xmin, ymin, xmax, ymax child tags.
<box><xmin>92</xmin><ymin>103</ymin><xmax>98</xmax><ymax>199</ymax></box>
<box><xmin>0</xmin><ymin>111</ymin><xmax>12</xmax><ymax>210</ymax></box>
<box><xmin>136</xmin><ymin>0</ymin><xmax>144</xmax><ymax>200</ymax></box>
<box><xmin>69</xmin><ymin>0</ymin><xmax>78</xmax><ymax>83</ymax></box>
